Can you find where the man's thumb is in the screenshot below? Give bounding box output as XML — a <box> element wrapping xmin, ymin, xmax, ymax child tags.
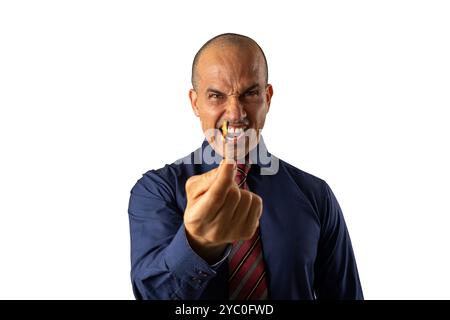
<box><xmin>208</xmin><ymin>158</ymin><xmax>236</xmax><ymax>192</ymax></box>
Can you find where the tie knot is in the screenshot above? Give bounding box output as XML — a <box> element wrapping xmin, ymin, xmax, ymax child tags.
<box><xmin>235</xmin><ymin>163</ymin><xmax>251</xmax><ymax>189</ymax></box>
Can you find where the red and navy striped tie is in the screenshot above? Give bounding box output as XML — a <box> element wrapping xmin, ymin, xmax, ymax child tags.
<box><xmin>228</xmin><ymin>163</ymin><xmax>268</xmax><ymax>300</ymax></box>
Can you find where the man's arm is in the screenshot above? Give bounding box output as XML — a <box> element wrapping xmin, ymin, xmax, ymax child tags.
<box><xmin>128</xmin><ymin>171</ymin><xmax>226</xmax><ymax>300</ymax></box>
<box><xmin>129</xmin><ymin>160</ymin><xmax>263</xmax><ymax>300</ymax></box>
<box><xmin>313</xmin><ymin>182</ymin><xmax>364</xmax><ymax>299</ymax></box>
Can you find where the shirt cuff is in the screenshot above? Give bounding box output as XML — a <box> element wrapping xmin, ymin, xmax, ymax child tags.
<box><xmin>164</xmin><ymin>224</ymin><xmax>230</xmax><ymax>290</ymax></box>
<box><xmin>210</xmin><ymin>244</ymin><xmax>232</xmax><ymax>268</ymax></box>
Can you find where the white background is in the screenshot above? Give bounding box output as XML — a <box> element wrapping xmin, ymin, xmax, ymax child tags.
<box><xmin>1</xmin><ymin>0</ymin><xmax>449</xmax><ymax>299</ymax></box>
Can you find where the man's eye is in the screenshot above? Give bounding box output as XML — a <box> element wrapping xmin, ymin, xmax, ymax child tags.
<box><xmin>208</xmin><ymin>93</ymin><xmax>223</xmax><ymax>100</ymax></box>
<box><xmin>245</xmin><ymin>90</ymin><xmax>259</xmax><ymax>97</ymax></box>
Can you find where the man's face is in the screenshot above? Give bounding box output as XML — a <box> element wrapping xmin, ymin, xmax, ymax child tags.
<box><xmin>189</xmin><ymin>44</ymin><xmax>273</xmax><ymax>160</ymax></box>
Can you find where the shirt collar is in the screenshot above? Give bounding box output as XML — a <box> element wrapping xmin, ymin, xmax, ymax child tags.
<box><xmin>198</xmin><ymin>135</ymin><xmax>280</xmax><ymax>176</ymax></box>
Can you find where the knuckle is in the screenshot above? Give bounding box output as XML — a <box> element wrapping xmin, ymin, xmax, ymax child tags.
<box><xmin>185</xmin><ymin>176</ymin><xmax>197</xmax><ymax>191</ymax></box>
<box><xmin>238</xmin><ymin>192</ymin><xmax>252</xmax><ymax>211</ymax></box>
<box><xmin>254</xmin><ymin>193</ymin><xmax>262</xmax><ymax>204</ymax></box>
<box><xmin>252</xmin><ymin>194</ymin><xmax>263</xmax><ymax>207</ymax></box>
<box><xmin>253</xmin><ymin>203</ymin><xmax>263</xmax><ymax>219</ymax></box>
<box><xmin>240</xmin><ymin>190</ymin><xmax>252</xmax><ymax>203</ymax></box>
<box><xmin>228</xmin><ymin>187</ymin><xmax>241</xmax><ymax>203</ymax></box>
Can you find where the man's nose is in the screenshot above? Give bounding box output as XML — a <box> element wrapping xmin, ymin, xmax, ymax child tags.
<box><xmin>225</xmin><ymin>95</ymin><xmax>246</xmax><ymax>121</ymax></box>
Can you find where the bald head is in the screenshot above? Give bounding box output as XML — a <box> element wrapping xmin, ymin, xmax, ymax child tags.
<box><xmin>191</xmin><ymin>33</ymin><xmax>268</xmax><ymax>90</ymax></box>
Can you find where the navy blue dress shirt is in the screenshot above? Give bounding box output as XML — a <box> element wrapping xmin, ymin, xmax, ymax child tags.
<box><xmin>128</xmin><ymin>138</ymin><xmax>363</xmax><ymax>300</ymax></box>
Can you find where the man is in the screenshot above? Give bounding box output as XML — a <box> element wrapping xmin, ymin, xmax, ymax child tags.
<box><xmin>128</xmin><ymin>33</ymin><xmax>363</xmax><ymax>300</ymax></box>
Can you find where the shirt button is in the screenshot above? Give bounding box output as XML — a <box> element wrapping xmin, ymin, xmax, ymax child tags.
<box><xmin>191</xmin><ymin>276</ymin><xmax>202</xmax><ymax>284</ymax></box>
<box><xmin>198</xmin><ymin>271</ymin><xmax>209</xmax><ymax>277</ymax></box>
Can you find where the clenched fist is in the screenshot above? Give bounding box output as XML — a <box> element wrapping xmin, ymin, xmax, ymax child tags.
<box><xmin>184</xmin><ymin>159</ymin><xmax>263</xmax><ymax>263</ymax></box>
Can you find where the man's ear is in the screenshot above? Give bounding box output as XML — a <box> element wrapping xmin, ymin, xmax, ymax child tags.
<box><xmin>189</xmin><ymin>89</ymin><xmax>200</xmax><ymax>117</ymax></box>
<box><xmin>265</xmin><ymin>84</ymin><xmax>274</xmax><ymax>113</ymax></box>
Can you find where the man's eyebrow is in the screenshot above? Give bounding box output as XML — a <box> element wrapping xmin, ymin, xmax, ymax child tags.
<box><xmin>242</xmin><ymin>84</ymin><xmax>260</xmax><ymax>94</ymax></box>
<box><xmin>205</xmin><ymin>84</ymin><xmax>260</xmax><ymax>96</ymax></box>
<box><xmin>206</xmin><ymin>88</ymin><xmax>226</xmax><ymax>95</ymax></box>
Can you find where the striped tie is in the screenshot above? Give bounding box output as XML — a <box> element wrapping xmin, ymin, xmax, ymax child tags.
<box><xmin>228</xmin><ymin>163</ymin><xmax>268</xmax><ymax>300</ymax></box>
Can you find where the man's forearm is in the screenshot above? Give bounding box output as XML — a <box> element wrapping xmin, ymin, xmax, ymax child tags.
<box><xmin>131</xmin><ymin>224</ymin><xmax>225</xmax><ymax>300</ymax></box>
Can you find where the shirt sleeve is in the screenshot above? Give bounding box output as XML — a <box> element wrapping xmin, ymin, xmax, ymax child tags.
<box><xmin>313</xmin><ymin>182</ymin><xmax>364</xmax><ymax>299</ymax></box>
<box><xmin>128</xmin><ymin>171</ymin><xmax>230</xmax><ymax>300</ymax></box>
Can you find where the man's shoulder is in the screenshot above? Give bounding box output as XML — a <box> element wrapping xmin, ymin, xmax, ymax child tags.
<box><xmin>149</xmin><ymin>148</ymin><xmax>207</xmax><ymax>180</ymax></box>
<box><xmin>131</xmin><ymin>148</ymin><xmax>205</xmax><ymax>195</ymax></box>
<box><xmin>278</xmin><ymin>157</ymin><xmax>327</xmax><ymax>191</ymax></box>
<box><xmin>274</xmin><ymin>157</ymin><xmax>333</xmax><ymax>215</ymax></box>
